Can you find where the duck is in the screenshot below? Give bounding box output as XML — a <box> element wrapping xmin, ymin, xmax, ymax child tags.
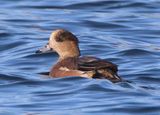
<box><xmin>36</xmin><ymin>29</ymin><xmax>122</xmax><ymax>83</ymax></box>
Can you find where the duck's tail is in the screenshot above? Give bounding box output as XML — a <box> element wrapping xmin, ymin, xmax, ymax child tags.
<box><xmin>97</xmin><ymin>69</ymin><xmax>122</xmax><ymax>83</ymax></box>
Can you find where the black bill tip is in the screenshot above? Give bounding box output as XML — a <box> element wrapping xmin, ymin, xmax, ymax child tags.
<box><xmin>35</xmin><ymin>50</ymin><xmax>42</xmax><ymax>54</ymax></box>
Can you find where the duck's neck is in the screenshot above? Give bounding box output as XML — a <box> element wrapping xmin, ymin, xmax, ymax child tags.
<box><xmin>58</xmin><ymin>50</ymin><xmax>80</xmax><ymax>61</ymax></box>
<box><xmin>58</xmin><ymin>53</ymin><xmax>80</xmax><ymax>61</ymax></box>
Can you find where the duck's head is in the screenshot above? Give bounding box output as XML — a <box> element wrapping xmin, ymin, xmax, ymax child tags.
<box><xmin>36</xmin><ymin>29</ymin><xmax>80</xmax><ymax>60</ymax></box>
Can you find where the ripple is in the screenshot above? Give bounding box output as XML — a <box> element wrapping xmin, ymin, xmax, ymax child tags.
<box><xmin>83</xmin><ymin>20</ymin><xmax>128</xmax><ymax>29</ymax></box>
<box><xmin>13</xmin><ymin>1</ymin><xmax>157</xmax><ymax>11</ymax></box>
<box><xmin>3</xmin><ymin>19</ymin><xmax>43</xmax><ymax>23</ymax></box>
<box><xmin>108</xmin><ymin>2</ymin><xmax>155</xmax><ymax>9</ymax></box>
<box><xmin>139</xmin><ymin>76</ymin><xmax>160</xmax><ymax>83</ymax></box>
<box><xmin>0</xmin><ymin>74</ymin><xmax>27</xmax><ymax>82</ymax></box>
<box><xmin>15</xmin><ymin>0</ymin><xmax>124</xmax><ymax>10</ymax></box>
<box><xmin>118</xmin><ymin>49</ymin><xmax>154</xmax><ymax>56</ymax></box>
<box><xmin>0</xmin><ymin>41</ymin><xmax>27</xmax><ymax>52</ymax></box>
<box><xmin>0</xmin><ymin>32</ymin><xmax>11</xmax><ymax>37</ymax></box>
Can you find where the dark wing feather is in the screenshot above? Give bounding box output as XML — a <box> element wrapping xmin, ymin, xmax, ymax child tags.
<box><xmin>78</xmin><ymin>56</ymin><xmax>118</xmax><ymax>72</ymax></box>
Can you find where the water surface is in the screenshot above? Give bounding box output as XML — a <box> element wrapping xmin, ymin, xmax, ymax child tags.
<box><xmin>0</xmin><ymin>0</ymin><xmax>160</xmax><ymax>115</ymax></box>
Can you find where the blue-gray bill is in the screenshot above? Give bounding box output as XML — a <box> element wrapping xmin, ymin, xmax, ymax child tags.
<box><xmin>36</xmin><ymin>43</ymin><xmax>54</xmax><ymax>54</ymax></box>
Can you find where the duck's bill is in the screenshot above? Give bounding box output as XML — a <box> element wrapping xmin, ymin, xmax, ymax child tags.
<box><xmin>36</xmin><ymin>44</ymin><xmax>55</xmax><ymax>54</ymax></box>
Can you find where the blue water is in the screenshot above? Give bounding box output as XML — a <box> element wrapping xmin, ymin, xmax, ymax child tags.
<box><xmin>0</xmin><ymin>0</ymin><xmax>160</xmax><ymax>115</ymax></box>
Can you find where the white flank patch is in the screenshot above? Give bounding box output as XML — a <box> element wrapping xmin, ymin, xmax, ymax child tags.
<box><xmin>59</xmin><ymin>67</ymin><xmax>70</xmax><ymax>71</ymax></box>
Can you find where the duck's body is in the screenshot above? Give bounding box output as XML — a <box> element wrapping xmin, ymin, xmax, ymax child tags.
<box><xmin>37</xmin><ymin>29</ymin><xmax>122</xmax><ymax>82</ymax></box>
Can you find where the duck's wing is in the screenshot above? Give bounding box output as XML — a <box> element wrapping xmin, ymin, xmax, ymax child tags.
<box><xmin>78</xmin><ymin>56</ymin><xmax>121</xmax><ymax>82</ymax></box>
<box><xmin>78</xmin><ymin>56</ymin><xmax>118</xmax><ymax>72</ymax></box>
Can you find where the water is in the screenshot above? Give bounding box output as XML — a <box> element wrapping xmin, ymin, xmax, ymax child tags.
<box><xmin>0</xmin><ymin>0</ymin><xmax>160</xmax><ymax>114</ymax></box>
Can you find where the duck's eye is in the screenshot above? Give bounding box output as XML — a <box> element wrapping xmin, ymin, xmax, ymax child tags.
<box><xmin>58</xmin><ymin>35</ymin><xmax>64</xmax><ymax>42</ymax></box>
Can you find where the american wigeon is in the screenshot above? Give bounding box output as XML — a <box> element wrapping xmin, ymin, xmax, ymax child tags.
<box><xmin>36</xmin><ymin>29</ymin><xmax>122</xmax><ymax>82</ymax></box>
